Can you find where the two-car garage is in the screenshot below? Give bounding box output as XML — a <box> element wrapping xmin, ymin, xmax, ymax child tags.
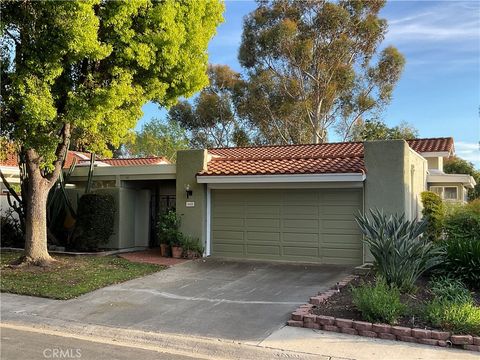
<box><xmin>209</xmin><ymin>188</ymin><xmax>363</xmax><ymax>265</ymax></box>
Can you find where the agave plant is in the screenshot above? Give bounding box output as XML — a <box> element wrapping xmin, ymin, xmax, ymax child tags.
<box><xmin>355</xmin><ymin>209</ymin><xmax>444</xmax><ymax>292</ymax></box>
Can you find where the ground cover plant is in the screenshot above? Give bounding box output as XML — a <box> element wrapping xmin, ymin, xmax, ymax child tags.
<box><xmin>0</xmin><ymin>251</ymin><xmax>164</xmax><ymax>299</ymax></box>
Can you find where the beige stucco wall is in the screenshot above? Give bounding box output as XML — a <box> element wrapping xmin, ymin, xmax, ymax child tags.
<box><xmin>175</xmin><ymin>150</ymin><xmax>208</xmax><ymax>249</ymax></box>
<box><xmin>406</xmin><ymin>148</ymin><xmax>428</xmax><ymax>220</ymax></box>
<box><xmin>426</xmin><ymin>156</ymin><xmax>443</xmax><ymax>171</ymax></box>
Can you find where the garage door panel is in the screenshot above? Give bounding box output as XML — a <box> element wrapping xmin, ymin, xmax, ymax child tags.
<box><xmin>212</xmin><ymin>230</ymin><xmax>244</xmax><ymax>241</ymax></box>
<box><xmin>211</xmin><ymin>189</ymin><xmax>362</xmax><ymax>264</ymax></box>
<box><xmin>247</xmin><ymin>244</ymin><xmax>281</xmax><ymax>256</ymax></box>
<box><xmin>246</xmin><ymin>231</ymin><xmax>280</xmax><ymax>242</ymax></box>
<box><xmin>283</xmin><ymin>246</ymin><xmax>320</xmax><ymax>257</ymax></box>
<box><xmin>245</xmin><ymin>218</ymin><xmax>280</xmax><ymax>228</ymax></box>
<box><xmin>282</xmin><ymin>232</ymin><xmax>319</xmax><ymax>243</ymax></box>
<box><xmin>283</xmin><ymin>219</ymin><xmax>319</xmax><ymax>229</ymax></box>
<box><xmin>213</xmin><ymin>243</ymin><xmax>244</xmax><ymax>255</ymax></box>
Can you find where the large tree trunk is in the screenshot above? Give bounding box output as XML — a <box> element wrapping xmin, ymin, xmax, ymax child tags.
<box><xmin>21</xmin><ymin>150</ymin><xmax>55</xmax><ymax>265</ymax></box>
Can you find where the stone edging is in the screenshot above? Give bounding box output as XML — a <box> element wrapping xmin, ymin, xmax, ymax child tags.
<box><xmin>287</xmin><ymin>274</ymin><xmax>480</xmax><ymax>352</ymax></box>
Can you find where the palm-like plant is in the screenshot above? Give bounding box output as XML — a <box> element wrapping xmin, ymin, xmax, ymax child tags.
<box><xmin>355</xmin><ymin>209</ymin><xmax>444</xmax><ymax>292</ymax></box>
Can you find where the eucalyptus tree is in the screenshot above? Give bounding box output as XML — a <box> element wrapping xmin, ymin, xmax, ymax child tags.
<box><xmin>238</xmin><ymin>0</ymin><xmax>405</xmax><ymax>144</ymax></box>
<box><xmin>1</xmin><ymin>0</ymin><xmax>223</xmax><ymax>264</ymax></box>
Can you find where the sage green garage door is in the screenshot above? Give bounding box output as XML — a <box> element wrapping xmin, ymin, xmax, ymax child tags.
<box><xmin>211</xmin><ymin>189</ymin><xmax>363</xmax><ymax>265</ymax></box>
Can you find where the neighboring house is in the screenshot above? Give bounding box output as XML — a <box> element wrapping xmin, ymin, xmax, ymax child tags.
<box><xmin>0</xmin><ymin>137</ymin><xmax>476</xmax><ymax>265</ymax></box>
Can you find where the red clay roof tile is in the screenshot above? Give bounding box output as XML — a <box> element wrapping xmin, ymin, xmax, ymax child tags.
<box><xmin>199</xmin><ymin>137</ymin><xmax>454</xmax><ymax>176</ymax></box>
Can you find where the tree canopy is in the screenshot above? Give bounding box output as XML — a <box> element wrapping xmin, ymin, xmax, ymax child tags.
<box><xmin>0</xmin><ymin>0</ymin><xmax>224</xmax><ymax>264</ymax></box>
<box><xmin>349</xmin><ymin>119</ymin><xmax>418</xmax><ymax>141</ymax></box>
<box><xmin>125</xmin><ymin>118</ymin><xmax>189</xmax><ymax>161</ymax></box>
<box><xmin>237</xmin><ymin>0</ymin><xmax>405</xmax><ymax>144</ymax></box>
<box><xmin>444</xmin><ymin>156</ymin><xmax>480</xmax><ymax>200</ymax></box>
<box><xmin>169</xmin><ymin>64</ymin><xmax>252</xmax><ymax>148</ymax></box>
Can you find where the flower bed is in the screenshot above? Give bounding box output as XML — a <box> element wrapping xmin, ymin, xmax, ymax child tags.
<box><xmin>287</xmin><ymin>274</ymin><xmax>480</xmax><ymax>352</ymax></box>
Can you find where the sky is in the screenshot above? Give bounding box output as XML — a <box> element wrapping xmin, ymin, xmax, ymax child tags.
<box><xmin>140</xmin><ymin>0</ymin><xmax>480</xmax><ymax>167</ymax></box>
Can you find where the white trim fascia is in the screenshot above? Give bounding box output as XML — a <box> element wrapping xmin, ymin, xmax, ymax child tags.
<box><xmin>205</xmin><ymin>186</ymin><xmax>211</xmax><ymax>257</ymax></box>
<box><xmin>419</xmin><ymin>151</ymin><xmax>451</xmax><ymax>158</ymax></box>
<box><xmin>197</xmin><ymin>173</ymin><xmax>366</xmax><ymax>184</ymax></box>
<box><xmin>427</xmin><ymin>173</ymin><xmax>476</xmax><ymax>188</ymax></box>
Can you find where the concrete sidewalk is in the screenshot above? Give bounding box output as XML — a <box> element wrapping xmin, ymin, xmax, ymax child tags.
<box><xmin>257</xmin><ymin>326</ymin><xmax>479</xmax><ymax>360</ymax></box>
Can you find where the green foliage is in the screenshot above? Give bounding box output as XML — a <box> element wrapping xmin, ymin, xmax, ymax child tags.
<box><xmin>157</xmin><ymin>210</ymin><xmax>181</xmax><ymax>246</ymax></box>
<box><xmin>72</xmin><ymin>193</ymin><xmax>116</xmax><ymax>251</ymax></box>
<box><xmin>181</xmin><ymin>234</ymin><xmax>204</xmax><ymax>255</ymax></box>
<box><xmin>351</xmin><ymin>120</ymin><xmax>418</xmax><ymax>141</ymax></box>
<box><xmin>238</xmin><ymin>1</ymin><xmax>405</xmax><ymax>143</ymax></box>
<box><xmin>351</xmin><ymin>278</ymin><xmax>406</xmax><ymax>324</ymax></box>
<box><xmin>0</xmin><ymin>211</ymin><xmax>24</xmax><ymax>248</ymax></box>
<box><xmin>421</xmin><ymin>191</ymin><xmax>444</xmax><ymax>242</ymax></box>
<box><xmin>444</xmin><ymin>157</ymin><xmax>480</xmax><ymax>200</ymax></box>
<box><xmin>355</xmin><ymin>209</ymin><xmax>444</xmax><ymax>292</ymax></box>
<box><xmin>170</xmin><ymin>64</ymin><xmax>252</xmax><ymax>148</ymax></box>
<box><xmin>429</xmin><ymin>276</ymin><xmax>473</xmax><ymax>304</ymax></box>
<box><xmin>126</xmin><ymin>118</ymin><xmax>189</xmax><ymax>161</ymax></box>
<box><xmin>444</xmin><ymin>201</ymin><xmax>480</xmax><ymax>241</ymax></box>
<box><xmin>441</xmin><ymin>238</ymin><xmax>480</xmax><ymax>289</ymax></box>
<box><xmin>425</xmin><ymin>301</ymin><xmax>480</xmax><ymax>335</ymax></box>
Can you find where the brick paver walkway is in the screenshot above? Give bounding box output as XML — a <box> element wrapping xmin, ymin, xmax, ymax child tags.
<box><xmin>119</xmin><ymin>248</ymin><xmax>188</xmax><ymax>266</ymax></box>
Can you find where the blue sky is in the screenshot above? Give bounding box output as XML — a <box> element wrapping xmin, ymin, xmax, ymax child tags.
<box><xmin>140</xmin><ymin>0</ymin><xmax>480</xmax><ymax>167</ymax></box>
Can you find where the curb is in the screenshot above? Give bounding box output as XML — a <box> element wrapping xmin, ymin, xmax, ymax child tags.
<box><xmin>287</xmin><ymin>274</ymin><xmax>480</xmax><ymax>353</ymax></box>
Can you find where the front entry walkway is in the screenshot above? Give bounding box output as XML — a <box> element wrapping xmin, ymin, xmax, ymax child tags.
<box><xmin>1</xmin><ymin>258</ymin><xmax>350</xmax><ymax>342</ymax></box>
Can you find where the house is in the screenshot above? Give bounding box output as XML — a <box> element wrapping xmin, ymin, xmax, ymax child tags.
<box><xmin>1</xmin><ymin>137</ymin><xmax>476</xmax><ymax>265</ymax></box>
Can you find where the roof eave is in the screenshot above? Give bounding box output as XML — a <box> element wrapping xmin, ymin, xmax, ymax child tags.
<box><xmin>197</xmin><ymin>173</ymin><xmax>366</xmax><ymax>184</ymax></box>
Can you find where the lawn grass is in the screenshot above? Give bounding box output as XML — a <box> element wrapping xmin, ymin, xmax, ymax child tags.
<box><xmin>0</xmin><ymin>251</ymin><xmax>165</xmax><ymax>300</ymax></box>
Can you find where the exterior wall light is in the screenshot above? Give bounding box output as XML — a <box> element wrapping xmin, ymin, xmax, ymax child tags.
<box><xmin>185</xmin><ymin>184</ymin><xmax>193</xmax><ymax>199</ymax></box>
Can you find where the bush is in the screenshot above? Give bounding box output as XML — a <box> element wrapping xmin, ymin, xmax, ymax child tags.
<box><xmin>72</xmin><ymin>193</ymin><xmax>115</xmax><ymax>251</ymax></box>
<box><xmin>351</xmin><ymin>278</ymin><xmax>406</xmax><ymax>324</ymax></box>
<box><xmin>425</xmin><ymin>301</ymin><xmax>480</xmax><ymax>335</ymax></box>
<box><xmin>429</xmin><ymin>276</ymin><xmax>472</xmax><ymax>304</ymax></box>
<box><xmin>157</xmin><ymin>210</ymin><xmax>181</xmax><ymax>246</ymax></box>
<box><xmin>0</xmin><ymin>210</ymin><xmax>24</xmax><ymax>248</ymax></box>
<box><xmin>421</xmin><ymin>191</ymin><xmax>444</xmax><ymax>242</ymax></box>
<box><xmin>181</xmin><ymin>234</ymin><xmax>204</xmax><ymax>256</ymax></box>
<box><xmin>441</xmin><ymin>237</ymin><xmax>480</xmax><ymax>289</ymax></box>
<box><xmin>444</xmin><ymin>202</ymin><xmax>480</xmax><ymax>241</ymax></box>
<box><xmin>355</xmin><ymin>209</ymin><xmax>444</xmax><ymax>292</ymax></box>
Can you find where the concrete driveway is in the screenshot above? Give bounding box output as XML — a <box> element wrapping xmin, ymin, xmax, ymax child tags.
<box><xmin>1</xmin><ymin>258</ymin><xmax>351</xmax><ymax>342</ymax></box>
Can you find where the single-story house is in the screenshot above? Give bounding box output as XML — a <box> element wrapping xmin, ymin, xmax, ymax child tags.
<box><xmin>1</xmin><ymin>137</ymin><xmax>476</xmax><ymax>265</ymax></box>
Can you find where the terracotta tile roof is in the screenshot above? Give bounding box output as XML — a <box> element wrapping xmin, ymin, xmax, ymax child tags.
<box><xmin>87</xmin><ymin>157</ymin><xmax>170</xmax><ymax>167</ymax></box>
<box><xmin>199</xmin><ymin>137</ymin><xmax>454</xmax><ymax>176</ymax></box>
<box><xmin>0</xmin><ymin>152</ymin><xmax>18</xmax><ymax>167</ymax></box>
<box><xmin>407</xmin><ymin>137</ymin><xmax>454</xmax><ymax>154</ymax></box>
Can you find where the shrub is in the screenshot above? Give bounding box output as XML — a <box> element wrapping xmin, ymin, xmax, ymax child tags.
<box><xmin>425</xmin><ymin>300</ymin><xmax>480</xmax><ymax>335</ymax></box>
<box><xmin>182</xmin><ymin>234</ymin><xmax>204</xmax><ymax>256</ymax></box>
<box><xmin>0</xmin><ymin>210</ymin><xmax>24</xmax><ymax>248</ymax></box>
<box><xmin>72</xmin><ymin>193</ymin><xmax>115</xmax><ymax>251</ymax></box>
<box><xmin>444</xmin><ymin>202</ymin><xmax>480</xmax><ymax>241</ymax></box>
<box><xmin>421</xmin><ymin>191</ymin><xmax>444</xmax><ymax>242</ymax></box>
<box><xmin>351</xmin><ymin>278</ymin><xmax>406</xmax><ymax>324</ymax></box>
<box><xmin>429</xmin><ymin>276</ymin><xmax>472</xmax><ymax>304</ymax></box>
<box><xmin>157</xmin><ymin>210</ymin><xmax>181</xmax><ymax>246</ymax></box>
<box><xmin>355</xmin><ymin>209</ymin><xmax>444</xmax><ymax>292</ymax></box>
<box><xmin>441</xmin><ymin>237</ymin><xmax>480</xmax><ymax>289</ymax></box>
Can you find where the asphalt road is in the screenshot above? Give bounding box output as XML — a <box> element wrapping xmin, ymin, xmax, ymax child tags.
<box><xmin>0</xmin><ymin>328</ymin><xmax>201</xmax><ymax>360</ymax></box>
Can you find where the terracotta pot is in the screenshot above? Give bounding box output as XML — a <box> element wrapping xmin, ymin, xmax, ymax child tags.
<box><xmin>172</xmin><ymin>246</ymin><xmax>183</xmax><ymax>259</ymax></box>
<box><xmin>160</xmin><ymin>243</ymin><xmax>170</xmax><ymax>257</ymax></box>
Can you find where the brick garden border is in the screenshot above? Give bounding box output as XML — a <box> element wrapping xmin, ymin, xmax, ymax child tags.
<box><xmin>287</xmin><ymin>274</ymin><xmax>480</xmax><ymax>352</ymax></box>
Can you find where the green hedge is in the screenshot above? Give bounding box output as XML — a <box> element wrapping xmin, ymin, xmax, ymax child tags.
<box><xmin>73</xmin><ymin>193</ymin><xmax>115</xmax><ymax>251</ymax></box>
<box><xmin>421</xmin><ymin>191</ymin><xmax>444</xmax><ymax>242</ymax></box>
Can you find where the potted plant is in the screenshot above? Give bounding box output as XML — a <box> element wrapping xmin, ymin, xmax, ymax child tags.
<box><xmin>171</xmin><ymin>232</ymin><xmax>184</xmax><ymax>259</ymax></box>
<box><xmin>157</xmin><ymin>210</ymin><xmax>180</xmax><ymax>257</ymax></box>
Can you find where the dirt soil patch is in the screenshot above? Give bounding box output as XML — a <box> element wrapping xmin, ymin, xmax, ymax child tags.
<box><xmin>312</xmin><ymin>273</ymin><xmax>479</xmax><ymax>330</ymax></box>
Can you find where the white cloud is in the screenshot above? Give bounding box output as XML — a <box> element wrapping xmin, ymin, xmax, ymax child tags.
<box><xmin>385</xmin><ymin>2</ymin><xmax>480</xmax><ymax>43</ymax></box>
<box><xmin>455</xmin><ymin>141</ymin><xmax>480</xmax><ymax>167</ymax></box>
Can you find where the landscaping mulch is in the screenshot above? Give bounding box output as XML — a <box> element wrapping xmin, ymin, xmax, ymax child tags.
<box><xmin>312</xmin><ymin>273</ymin><xmax>479</xmax><ymax>331</ymax></box>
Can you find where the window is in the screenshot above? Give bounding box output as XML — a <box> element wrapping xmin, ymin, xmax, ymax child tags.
<box><xmin>444</xmin><ymin>187</ymin><xmax>458</xmax><ymax>200</ymax></box>
<box><xmin>429</xmin><ymin>186</ymin><xmax>458</xmax><ymax>201</ymax></box>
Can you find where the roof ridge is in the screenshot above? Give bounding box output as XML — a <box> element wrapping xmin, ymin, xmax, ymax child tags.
<box><xmin>210</xmin><ymin>153</ymin><xmax>364</xmax><ymax>162</ymax></box>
